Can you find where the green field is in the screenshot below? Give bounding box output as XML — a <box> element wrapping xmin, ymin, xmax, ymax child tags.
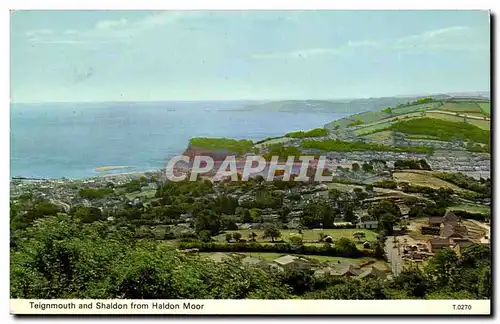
<box><xmin>439</xmin><ymin>101</ymin><xmax>482</xmax><ymax>113</ymax></box>
<box><xmin>360</xmin><ymin>130</ymin><xmax>394</xmax><ymax>142</ymax></box>
<box><xmin>125</xmin><ymin>189</ymin><xmax>156</xmax><ymax>200</ymax></box>
<box><xmin>467</xmin><ymin>119</ymin><xmax>491</xmax><ymax>131</ymax></box>
<box><xmin>423</xmin><ymin>112</ymin><xmax>490</xmax><ymax>130</ymax></box>
<box><xmin>285</xmin><ymin>128</ymin><xmax>328</xmax><ymax>138</ymax></box>
<box><xmin>355</xmin><ymin>121</ymin><xmax>395</xmax><ymax>136</ymax></box>
<box><xmin>478</xmin><ymin>102</ymin><xmax>491</xmax><ymax>115</ymax></box>
<box><xmin>392</xmin><ymin>101</ymin><xmax>443</xmax><ymax>114</ymax></box>
<box><xmin>215</xmin><ymin>228</ymin><xmax>378</xmax><ymax>244</ymax></box>
<box><xmin>389</xmin><ymin>117</ymin><xmax>490</xmax><ymax>144</ymax></box>
<box><xmin>189</xmin><ymin>137</ymin><xmax>254</xmax><ymax>154</ymax></box>
<box><xmin>447</xmin><ymin>203</ymin><xmax>491</xmax><ymax>215</ymax></box>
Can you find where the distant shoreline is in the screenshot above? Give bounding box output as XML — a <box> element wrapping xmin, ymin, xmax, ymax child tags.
<box><xmin>11</xmin><ymin>168</ymin><xmax>163</xmax><ymax>182</ymax></box>
<box><xmin>95</xmin><ymin>165</ymin><xmax>135</xmax><ymax>173</ymax></box>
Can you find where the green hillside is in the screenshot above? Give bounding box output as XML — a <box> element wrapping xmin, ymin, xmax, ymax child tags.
<box><xmin>326</xmin><ymin>98</ymin><xmax>491</xmax><ymax>136</ymax></box>
<box><xmin>390</xmin><ymin>118</ymin><xmax>490</xmax><ymax>144</ymax></box>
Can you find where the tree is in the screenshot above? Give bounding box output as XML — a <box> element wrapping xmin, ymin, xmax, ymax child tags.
<box><xmin>232</xmin><ymin>232</ymin><xmax>242</xmax><ymax>242</ymax></box>
<box><xmin>419</xmin><ymin>159</ymin><xmax>431</xmax><ymax>170</ymax></box>
<box><xmin>198</xmin><ymin>230</ymin><xmax>212</xmax><ymax>242</ymax></box>
<box><xmin>221</xmin><ymin>215</ymin><xmax>238</xmax><ymax>231</ymax></box>
<box><xmin>280</xmin><ymin>268</ymin><xmax>315</xmax><ymax>295</ymax></box>
<box><xmin>379</xmin><ymin>212</ymin><xmax>397</xmax><ymax>235</ymax></box>
<box><xmin>251</xmin><ymin>208</ymin><xmax>263</xmax><ymax>223</ymax></box>
<box><xmin>248</xmin><ymin>232</ymin><xmax>258</xmax><ymax>242</ymax></box>
<box><xmin>278</xmin><ymin>206</ymin><xmax>291</xmax><ymax>223</ymax></box>
<box><xmin>353</xmin><ymin>188</ymin><xmax>368</xmax><ymax>201</ymax></box>
<box><xmin>334</xmin><ymin>237</ymin><xmax>359</xmax><ymax>256</ymax></box>
<box><xmin>194</xmin><ymin>210</ymin><xmax>222</xmax><ymax>236</ymax></box>
<box><xmin>478</xmin><ymin>267</ymin><xmax>491</xmax><ymax>299</ymax></box>
<box><xmin>368</xmin><ymin>200</ymin><xmax>402</xmax><ymax>221</ymax></box>
<box><xmin>263</xmin><ymin>224</ymin><xmax>281</xmax><ymax>242</ymax></box>
<box><xmin>301</xmin><ymin>199</ymin><xmax>334</xmax><ymax>228</ymax></box>
<box><xmin>328</xmin><ymin>188</ymin><xmax>342</xmax><ymax>200</ymax></box>
<box><xmin>458</xmin><ymin>244</ymin><xmax>491</xmax><ymax>268</ymax></box>
<box><xmin>425</xmin><ymin>248</ymin><xmax>459</xmax><ymax>287</ymax></box>
<box><xmin>362</xmin><ymin>163</ymin><xmax>374</xmax><ymax>173</ymax></box>
<box><xmin>289</xmin><ymin>235</ymin><xmax>303</xmax><ymax>246</ymax></box>
<box><xmin>392</xmin><ymin>268</ymin><xmax>431</xmax><ymax>298</ymax></box>
<box><xmin>352</xmin><ymin>231</ymin><xmax>366</xmax><ymax>242</ymax></box>
<box><xmin>241</xmin><ymin>209</ymin><xmax>253</xmax><ymax>223</ymax></box>
<box><xmin>74</xmin><ymin>206</ymin><xmax>103</xmax><ymax>224</ymax></box>
<box><xmin>408</xmin><ymin>205</ymin><xmax>425</xmax><ymax>218</ymax></box>
<box><xmin>382</xmin><ymin>107</ymin><xmax>393</xmax><ymax>114</ymax></box>
<box><xmin>342</xmin><ymin>205</ymin><xmax>356</xmax><ymax>223</ymax></box>
<box><xmin>351</xmin><ymin>163</ymin><xmax>360</xmax><ymax>172</ymax></box>
<box><xmin>254</xmin><ymin>175</ymin><xmax>265</xmax><ymax>184</ymax></box>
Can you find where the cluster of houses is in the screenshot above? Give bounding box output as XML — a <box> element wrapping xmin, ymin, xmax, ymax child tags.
<box><xmin>320</xmin><ymin>149</ymin><xmax>490</xmax><ymax>176</ymax></box>
<box><xmin>205</xmin><ymin>252</ymin><xmax>389</xmax><ymax>280</ymax></box>
<box><xmin>404</xmin><ymin>211</ymin><xmax>489</xmax><ymax>261</ymax></box>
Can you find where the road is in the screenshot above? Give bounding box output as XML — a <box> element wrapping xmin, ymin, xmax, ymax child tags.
<box><xmin>50</xmin><ymin>199</ymin><xmax>71</xmax><ymax>213</ymax></box>
<box><xmin>384</xmin><ymin>236</ymin><xmax>404</xmax><ymax>276</ymax></box>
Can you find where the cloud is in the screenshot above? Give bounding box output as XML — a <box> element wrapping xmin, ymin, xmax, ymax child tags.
<box><xmin>95</xmin><ymin>18</ymin><xmax>129</xmax><ymax>30</ymax></box>
<box><xmin>25</xmin><ymin>29</ymin><xmax>53</xmax><ymax>37</ymax></box>
<box><xmin>249</xmin><ymin>39</ymin><xmax>377</xmax><ymax>60</ymax></box>
<box><xmin>249</xmin><ymin>25</ymin><xmax>485</xmax><ymax>60</ymax></box>
<box><xmin>391</xmin><ymin>26</ymin><xmax>481</xmax><ymax>51</ymax></box>
<box><xmin>25</xmin><ymin>11</ymin><xmax>205</xmax><ymax>46</ymax></box>
<box><xmin>250</xmin><ymin>48</ymin><xmax>340</xmax><ymax>59</ymax></box>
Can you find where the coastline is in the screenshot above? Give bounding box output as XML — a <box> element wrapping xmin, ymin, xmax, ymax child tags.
<box><xmin>11</xmin><ymin>168</ymin><xmax>163</xmax><ymax>183</ymax></box>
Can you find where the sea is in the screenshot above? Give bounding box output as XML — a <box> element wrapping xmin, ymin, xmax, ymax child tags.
<box><xmin>10</xmin><ymin>101</ymin><xmax>349</xmax><ymax>179</ymax></box>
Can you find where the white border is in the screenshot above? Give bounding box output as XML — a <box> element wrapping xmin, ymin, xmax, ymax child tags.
<box><xmin>9</xmin><ymin>299</ymin><xmax>492</xmax><ymax>315</ymax></box>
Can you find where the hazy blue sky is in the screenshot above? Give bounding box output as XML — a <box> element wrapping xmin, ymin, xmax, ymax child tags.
<box><xmin>11</xmin><ymin>10</ymin><xmax>490</xmax><ymax>102</ymax></box>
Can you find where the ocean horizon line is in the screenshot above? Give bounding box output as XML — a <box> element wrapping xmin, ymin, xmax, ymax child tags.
<box><xmin>10</xmin><ymin>89</ymin><xmax>490</xmax><ymax>106</ymax></box>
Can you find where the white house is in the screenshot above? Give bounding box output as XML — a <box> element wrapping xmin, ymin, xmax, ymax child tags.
<box><xmin>356</xmin><ymin>220</ymin><xmax>378</xmax><ymax>229</ymax></box>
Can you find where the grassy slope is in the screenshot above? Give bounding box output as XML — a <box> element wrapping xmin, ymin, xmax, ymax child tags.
<box><xmin>189</xmin><ymin>137</ymin><xmax>254</xmax><ymax>154</ymax></box>
<box><xmin>327</xmin><ymin>99</ymin><xmax>491</xmax><ymax>139</ymax></box>
<box><xmin>389</xmin><ymin>118</ymin><xmax>490</xmax><ymax>144</ymax></box>
<box><xmin>392</xmin><ymin>171</ymin><xmax>476</xmax><ymax>194</ymax></box>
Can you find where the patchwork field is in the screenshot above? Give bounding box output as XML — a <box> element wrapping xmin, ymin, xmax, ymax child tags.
<box><xmin>424</xmin><ymin>111</ymin><xmax>490</xmax><ymax>130</ymax></box>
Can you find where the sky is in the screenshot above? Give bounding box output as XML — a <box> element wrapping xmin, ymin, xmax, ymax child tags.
<box><xmin>10</xmin><ymin>10</ymin><xmax>490</xmax><ymax>102</ymax></box>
